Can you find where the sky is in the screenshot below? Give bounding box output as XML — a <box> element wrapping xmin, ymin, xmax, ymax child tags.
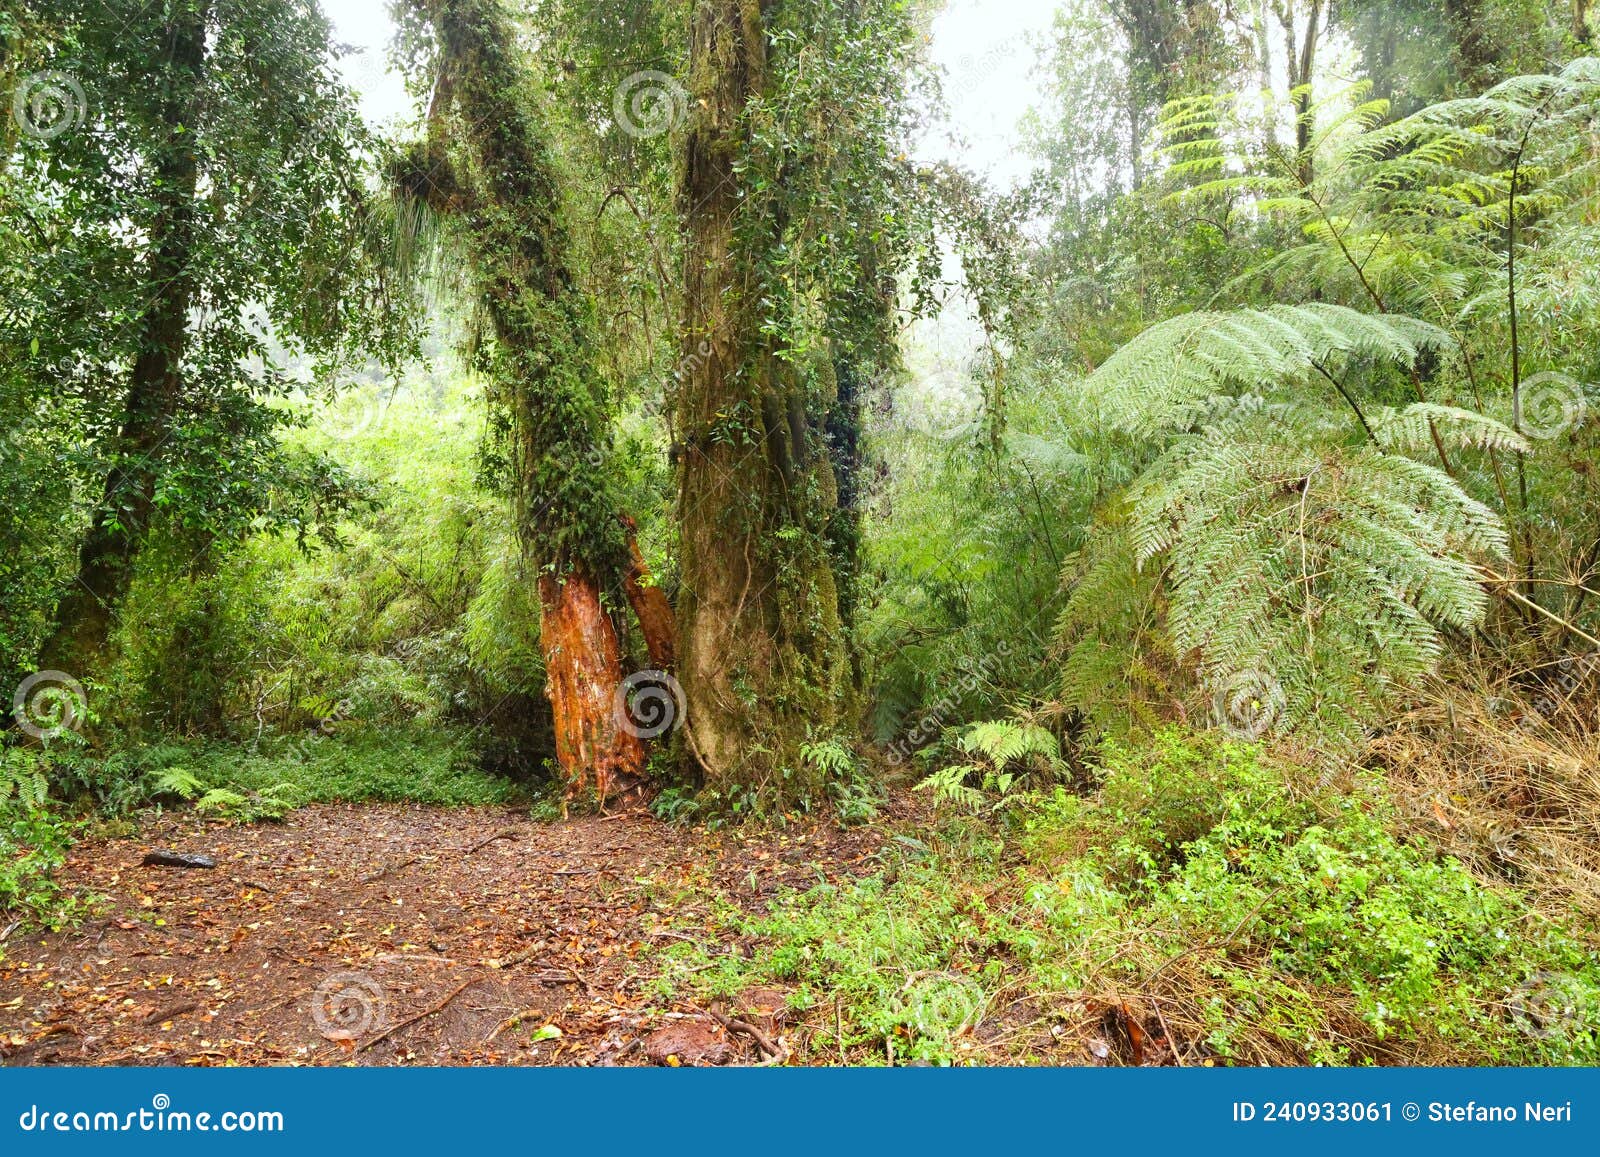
<box><xmin>324</xmin><ymin>0</ymin><xmax>1061</xmax><ymax>189</ymax></box>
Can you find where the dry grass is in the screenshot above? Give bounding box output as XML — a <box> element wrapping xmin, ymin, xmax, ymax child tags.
<box><xmin>1369</xmin><ymin>657</ymin><xmax>1600</xmax><ymax>933</ymax></box>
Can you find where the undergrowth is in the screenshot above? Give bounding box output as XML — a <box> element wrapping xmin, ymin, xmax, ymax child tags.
<box><xmin>667</xmin><ymin>727</ymin><xmax>1600</xmax><ymax>1067</ymax></box>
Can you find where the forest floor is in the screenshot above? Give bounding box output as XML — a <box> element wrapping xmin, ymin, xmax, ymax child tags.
<box><xmin>0</xmin><ymin>800</ymin><xmax>924</xmax><ymax>1067</ymax></box>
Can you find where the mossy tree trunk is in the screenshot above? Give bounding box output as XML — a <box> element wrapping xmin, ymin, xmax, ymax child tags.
<box><xmin>409</xmin><ymin>0</ymin><xmax>673</xmax><ymax>805</ymax></box>
<box><xmin>675</xmin><ymin>0</ymin><xmax>852</xmax><ymax>799</ymax></box>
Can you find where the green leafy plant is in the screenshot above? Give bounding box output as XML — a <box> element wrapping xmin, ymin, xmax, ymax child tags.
<box><xmin>0</xmin><ymin>747</ymin><xmax>89</xmax><ymax>935</ymax></box>
<box><xmin>916</xmin><ymin>720</ymin><xmax>1065</xmax><ymax>813</ymax></box>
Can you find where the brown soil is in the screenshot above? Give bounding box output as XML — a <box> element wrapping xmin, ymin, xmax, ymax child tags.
<box><xmin>0</xmin><ymin>803</ymin><xmax>893</xmax><ymax>1067</ymax></box>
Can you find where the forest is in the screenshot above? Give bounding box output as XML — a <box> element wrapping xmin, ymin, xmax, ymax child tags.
<box><xmin>1</xmin><ymin>0</ymin><xmax>1598</xmax><ymax>1069</ymax></box>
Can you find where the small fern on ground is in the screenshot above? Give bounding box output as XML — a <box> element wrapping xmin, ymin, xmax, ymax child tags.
<box><xmin>916</xmin><ymin>720</ymin><xmax>1066</xmax><ymax>813</ymax></box>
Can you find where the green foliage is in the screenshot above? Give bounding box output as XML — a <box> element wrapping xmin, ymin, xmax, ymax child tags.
<box><xmin>686</xmin><ymin>838</ymin><xmax>1015</xmax><ymax>1065</ymax></box>
<box><xmin>179</xmin><ymin>730</ymin><xmax>517</xmax><ymax>809</ymax></box>
<box><xmin>800</xmin><ymin>739</ymin><xmax>881</xmax><ymax>826</ymax></box>
<box><xmin>1020</xmin><ymin>731</ymin><xmax>1600</xmax><ymax>1062</ymax></box>
<box><xmin>0</xmin><ymin>747</ymin><xmax>89</xmax><ymax>934</ymax></box>
<box><xmin>1034</xmin><ymin>57</ymin><xmax>1600</xmax><ymax>747</ymax></box>
<box><xmin>1085</xmin><ymin>303</ymin><xmax>1445</xmax><ymax>437</ymax></box>
<box><xmin>1030</xmin><ymin>730</ymin><xmax>1314</xmax><ymax>884</ymax></box>
<box><xmin>916</xmin><ymin>720</ymin><xmax>1066</xmax><ymax>813</ymax></box>
<box><xmin>148</xmin><ymin>764</ymin><xmax>301</xmax><ymax>823</ymax></box>
<box><xmin>685</xmin><ymin>729</ymin><xmax>1600</xmax><ymax>1065</ymax></box>
<box><xmin>0</xmin><ymin>0</ymin><xmax>421</xmax><ymax>672</ymax></box>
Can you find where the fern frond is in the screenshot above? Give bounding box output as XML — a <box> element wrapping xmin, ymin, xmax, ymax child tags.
<box><xmin>1082</xmin><ymin>304</ymin><xmax>1446</xmax><ymax>436</ymax></box>
<box><xmin>1374</xmin><ymin>403</ymin><xmax>1530</xmax><ymax>455</ymax></box>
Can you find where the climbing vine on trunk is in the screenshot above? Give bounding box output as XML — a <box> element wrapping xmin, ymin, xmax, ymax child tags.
<box><xmin>398</xmin><ymin>0</ymin><xmax>673</xmax><ymax>805</ymax></box>
<box><xmin>674</xmin><ymin>0</ymin><xmax>927</xmax><ymax>804</ymax></box>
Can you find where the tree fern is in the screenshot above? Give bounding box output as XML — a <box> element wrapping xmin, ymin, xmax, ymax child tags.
<box><xmin>1084</xmin><ymin>302</ymin><xmax>1445</xmax><ymax>436</ymax></box>
<box><xmin>1058</xmin><ymin>302</ymin><xmax>1511</xmax><ymax>746</ymax></box>
<box><xmin>1054</xmin><ymin>518</ymin><xmax>1175</xmax><ymax>736</ymax></box>
<box><xmin>1372</xmin><ymin>403</ymin><xmax>1528</xmax><ymax>456</ymax></box>
<box><xmin>1130</xmin><ymin>426</ymin><xmax>1505</xmax><ymax>733</ymax></box>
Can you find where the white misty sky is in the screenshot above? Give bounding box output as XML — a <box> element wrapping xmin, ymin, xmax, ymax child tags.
<box><xmin>323</xmin><ymin>0</ymin><xmax>1060</xmax><ymax>188</ymax></box>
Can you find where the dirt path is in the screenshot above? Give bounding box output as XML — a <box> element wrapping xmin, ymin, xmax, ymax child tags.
<box><xmin>0</xmin><ymin>804</ymin><xmax>893</xmax><ymax>1066</ymax></box>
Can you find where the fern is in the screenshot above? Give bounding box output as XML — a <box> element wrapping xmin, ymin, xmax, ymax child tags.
<box><xmin>1056</xmin><ymin>298</ymin><xmax>1512</xmax><ymax>745</ymax></box>
<box><xmin>151</xmin><ymin>765</ymin><xmax>205</xmax><ymax>802</ymax></box>
<box><xmin>1083</xmin><ymin>303</ymin><xmax>1445</xmax><ymax>436</ymax></box>
<box><xmin>1372</xmin><ymin>403</ymin><xmax>1529</xmax><ymax>455</ymax></box>
<box><xmin>195</xmin><ymin>787</ymin><xmax>251</xmax><ymax>814</ymax></box>
<box><xmin>0</xmin><ymin>752</ymin><xmax>49</xmax><ymax>811</ymax></box>
<box><xmin>150</xmin><ymin>766</ymin><xmax>300</xmax><ymax>822</ymax></box>
<box><xmin>1054</xmin><ymin>518</ymin><xmax>1175</xmax><ymax>735</ymax></box>
<box><xmin>915</xmin><ymin>720</ymin><xmax>1065</xmax><ymax>813</ymax></box>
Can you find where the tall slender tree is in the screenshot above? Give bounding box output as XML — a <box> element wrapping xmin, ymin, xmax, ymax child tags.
<box><xmin>18</xmin><ymin>0</ymin><xmax>410</xmax><ymax>675</ymax></box>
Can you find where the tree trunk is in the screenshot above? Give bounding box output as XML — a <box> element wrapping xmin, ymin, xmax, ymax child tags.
<box><xmin>42</xmin><ymin>3</ymin><xmax>207</xmax><ymax>673</ymax></box>
<box><xmin>1444</xmin><ymin>0</ymin><xmax>1495</xmax><ymax>91</ymax></box>
<box><xmin>621</xmin><ymin>518</ymin><xmax>676</xmax><ymax>670</ymax></box>
<box><xmin>538</xmin><ymin>572</ymin><xmax>646</xmax><ymax>805</ymax></box>
<box><xmin>1276</xmin><ymin>0</ymin><xmax>1321</xmax><ymax>184</ymax></box>
<box><xmin>676</xmin><ymin>0</ymin><xmax>851</xmax><ymax>798</ymax></box>
<box><xmin>411</xmin><ymin>0</ymin><xmax>676</xmax><ymax>804</ymax></box>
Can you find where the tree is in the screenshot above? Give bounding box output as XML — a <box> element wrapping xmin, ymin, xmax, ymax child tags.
<box><xmin>10</xmin><ymin>0</ymin><xmax>410</xmax><ymax>676</ymax></box>
<box><xmin>1109</xmin><ymin>0</ymin><xmax>1239</xmax><ymax>186</ymax></box>
<box><xmin>395</xmin><ymin>0</ymin><xmax>674</xmax><ymax>805</ymax></box>
<box><xmin>674</xmin><ymin>0</ymin><xmax>922</xmax><ymax>801</ymax></box>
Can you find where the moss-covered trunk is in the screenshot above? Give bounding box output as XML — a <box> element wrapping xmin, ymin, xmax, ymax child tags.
<box><xmin>412</xmin><ymin>0</ymin><xmax>674</xmax><ymax>804</ymax></box>
<box><xmin>675</xmin><ymin>0</ymin><xmax>851</xmax><ymax>798</ymax></box>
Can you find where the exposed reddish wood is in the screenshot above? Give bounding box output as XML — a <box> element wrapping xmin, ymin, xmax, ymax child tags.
<box><xmin>619</xmin><ymin>516</ymin><xmax>676</xmax><ymax>670</ymax></box>
<box><xmin>537</xmin><ymin>571</ymin><xmax>645</xmax><ymax>804</ymax></box>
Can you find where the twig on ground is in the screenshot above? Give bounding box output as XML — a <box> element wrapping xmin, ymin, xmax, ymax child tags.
<box><xmin>702</xmin><ymin>1004</ymin><xmax>785</xmax><ymax>1062</ymax></box>
<box><xmin>1149</xmin><ymin>996</ymin><xmax>1184</xmax><ymax>1067</ymax></box>
<box><xmin>358</xmin><ymin>978</ymin><xmax>478</xmax><ymax>1052</ymax></box>
<box><xmin>361</xmin><ymin>856</ymin><xmax>420</xmax><ymax>884</ymax></box>
<box><xmin>463</xmin><ymin>828</ymin><xmax>519</xmax><ymax>855</ymax></box>
<box><xmin>486</xmin><ymin>1007</ymin><xmax>546</xmax><ymax>1043</ymax></box>
<box><xmin>144</xmin><ymin>1001</ymin><xmax>198</xmax><ymax>1025</ymax></box>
